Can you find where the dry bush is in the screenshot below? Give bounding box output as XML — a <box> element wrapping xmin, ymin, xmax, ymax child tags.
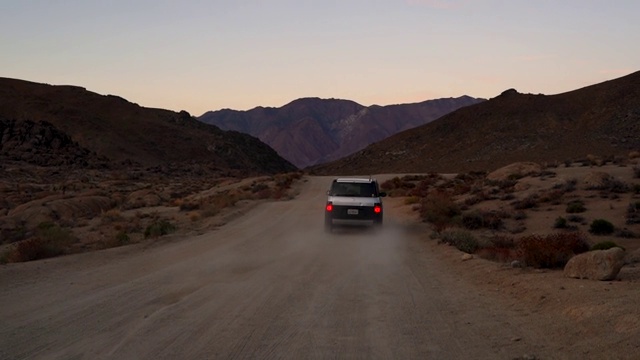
<box><xmin>254</xmin><ymin>188</ymin><xmax>272</xmax><ymax>200</ymax></box>
<box><xmin>626</xmin><ymin>201</ymin><xmax>640</xmax><ymax>224</ymax></box>
<box><xmin>589</xmin><ymin>219</ymin><xmax>615</xmax><ymax>235</ymax></box>
<box><xmin>5</xmin><ymin>222</ymin><xmax>76</xmax><ymax>262</ymax></box>
<box><xmin>389</xmin><ymin>188</ymin><xmax>408</xmax><ymax>197</ymax></box>
<box><xmin>438</xmin><ymin>228</ymin><xmax>479</xmax><ymax>254</ymax></box>
<box><xmin>461</xmin><ymin>210</ymin><xmax>504</xmax><ymax>230</ymax></box>
<box><xmin>404</xmin><ymin>196</ymin><xmax>420</xmax><ymax>205</ymax></box>
<box><xmin>189</xmin><ymin>212</ymin><xmax>200</xmax><ymax>222</ymax></box>
<box><xmin>566</xmin><ymin>200</ymin><xmax>586</xmax><ymax>213</ymax></box>
<box><xmin>420</xmin><ymin>191</ymin><xmax>461</xmax><ymax>230</ymax></box>
<box><xmin>511</xmin><ymin>195</ymin><xmax>540</xmax><ymax>210</ymax></box>
<box><xmin>477</xmin><ymin>235</ymin><xmax>518</xmax><ymax>263</ymax></box>
<box><xmin>179</xmin><ymin>200</ymin><xmax>201</xmax><ymax>211</ymax></box>
<box><xmin>101</xmin><ymin>208</ymin><xmax>122</xmax><ymax>223</ymax></box>
<box><xmin>144</xmin><ymin>219</ymin><xmax>176</xmax><ymax>239</ymax></box>
<box><xmin>517</xmin><ymin>232</ymin><xmax>590</xmax><ymax>268</ymax></box>
<box><xmin>273</xmin><ymin>172</ymin><xmax>301</xmax><ymax>190</ymax></box>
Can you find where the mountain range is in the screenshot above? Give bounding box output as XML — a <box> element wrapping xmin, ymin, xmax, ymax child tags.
<box><xmin>3</xmin><ymin>70</ymin><xmax>639</xmax><ymax>178</ymax></box>
<box><xmin>311</xmin><ymin>70</ymin><xmax>640</xmax><ymax>175</ymax></box>
<box><xmin>199</xmin><ymin>96</ymin><xmax>484</xmax><ymax>168</ymax></box>
<box><xmin>0</xmin><ymin>78</ymin><xmax>295</xmax><ymax>175</ymax></box>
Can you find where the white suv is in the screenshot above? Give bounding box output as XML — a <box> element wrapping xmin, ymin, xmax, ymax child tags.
<box><xmin>324</xmin><ymin>177</ymin><xmax>386</xmax><ymax>232</ymax></box>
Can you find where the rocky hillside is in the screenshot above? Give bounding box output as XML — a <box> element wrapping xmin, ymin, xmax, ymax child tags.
<box><xmin>310</xmin><ymin>70</ymin><xmax>640</xmax><ymax>175</ymax></box>
<box><xmin>0</xmin><ymin>78</ymin><xmax>295</xmax><ymax>174</ymax></box>
<box><xmin>199</xmin><ymin>96</ymin><xmax>484</xmax><ymax>168</ymax></box>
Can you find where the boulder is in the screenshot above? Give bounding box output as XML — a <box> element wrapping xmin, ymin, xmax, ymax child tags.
<box><xmin>564</xmin><ymin>247</ymin><xmax>625</xmax><ymax>281</ymax></box>
<box><xmin>581</xmin><ymin>172</ymin><xmax>611</xmax><ymax>190</ymax></box>
<box><xmin>487</xmin><ymin>162</ymin><xmax>542</xmax><ymax>181</ymax></box>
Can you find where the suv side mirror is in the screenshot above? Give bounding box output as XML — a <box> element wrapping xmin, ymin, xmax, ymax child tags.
<box><xmin>379</xmin><ymin>192</ymin><xmax>387</xmax><ymax>197</ymax></box>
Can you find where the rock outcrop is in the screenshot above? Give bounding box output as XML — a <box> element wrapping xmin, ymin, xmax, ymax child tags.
<box><xmin>564</xmin><ymin>247</ymin><xmax>626</xmax><ymax>281</ymax></box>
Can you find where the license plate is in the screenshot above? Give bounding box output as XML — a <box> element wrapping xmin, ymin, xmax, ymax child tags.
<box><xmin>347</xmin><ymin>209</ymin><xmax>359</xmax><ymax>215</ymax></box>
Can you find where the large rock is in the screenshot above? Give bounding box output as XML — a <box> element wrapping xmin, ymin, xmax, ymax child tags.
<box><xmin>564</xmin><ymin>247</ymin><xmax>626</xmax><ymax>281</ymax></box>
<box><xmin>581</xmin><ymin>171</ymin><xmax>611</xmax><ymax>190</ymax></box>
<box><xmin>486</xmin><ymin>162</ymin><xmax>542</xmax><ymax>181</ymax></box>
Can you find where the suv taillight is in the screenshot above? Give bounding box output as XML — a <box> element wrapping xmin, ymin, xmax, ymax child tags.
<box><xmin>326</xmin><ymin>202</ymin><xmax>333</xmax><ymax>212</ymax></box>
<box><xmin>374</xmin><ymin>204</ymin><xmax>382</xmax><ymax>214</ymax></box>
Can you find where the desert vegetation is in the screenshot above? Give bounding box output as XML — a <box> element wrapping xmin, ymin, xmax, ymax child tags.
<box><xmin>384</xmin><ymin>158</ymin><xmax>640</xmax><ymax>269</ymax></box>
<box><xmin>0</xmin><ymin>168</ymin><xmax>303</xmax><ymax>263</ymax></box>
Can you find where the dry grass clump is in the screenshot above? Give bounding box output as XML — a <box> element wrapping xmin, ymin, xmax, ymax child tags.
<box><xmin>419</xmin><ymin>191</ymin><xmax>461</xmax><ymax>232</ymax></box>
<box><xmin>144</xmin><ymin>219</ymin><xmax>176</xmax><ymax>239</ymax></box>
<box><xmin>626</xmin><ymin>201</ymin><xmax>640</xmax><ymax>224</ymax></box>
<box><xmin>461</xmin><ymin>209</ymin><xmax>506</xmax><ymax>230</ymax></box>
<box><xmin>100</xmin><ymin>208</ymin><xmax>123</xmax><ymax>223</ymax></box>
<box><xmin>438</xmin><ymin>228</ymin><xmax>479</xmax><ymax>254</ymax></box>
<box><xmin>566</xmin><ymin>200</ymin><xmax>586</xmax><ymax>213</ymax></box>
<box><xmin>517</xmin><ymin>232</ymin><xmax>590</xmax><ymax>268</ymax></box>
<box><xmin>2</xmin><ymin>221</ymin><xmax>76</xmax><ymax>263</ymax></box>
<box><xmin>476</xmin><ymin>235</ymin><xmax>518</xmax><ymax>263</ymax></box>
<box><xmin>381</xmin><ymin>174</ymin><xmax>440</xmax><ymax>198</ymax></box>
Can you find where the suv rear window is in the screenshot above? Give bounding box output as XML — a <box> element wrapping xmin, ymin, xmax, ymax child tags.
<box><xmin>330</xmin><ymin>182</ymin><xmax>378</xmax><ymax>197</ymax></box>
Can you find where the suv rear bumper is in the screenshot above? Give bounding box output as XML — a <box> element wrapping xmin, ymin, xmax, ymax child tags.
<box><xmin>325</xmin><ymin>205</ymin><xmax>383</xmax><ymax>228</ymax></box>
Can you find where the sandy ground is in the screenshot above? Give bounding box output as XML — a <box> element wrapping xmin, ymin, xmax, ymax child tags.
<box><xmin>0</xmin><ymin>176</ymin><xmax>639</xmax><ymax>359</ymax></box>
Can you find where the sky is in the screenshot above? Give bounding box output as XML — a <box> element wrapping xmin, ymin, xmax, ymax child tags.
<box><xmin>1</xmin><ymin>0</ymin><xmax>639</xmax><ymax>116</ymax></box>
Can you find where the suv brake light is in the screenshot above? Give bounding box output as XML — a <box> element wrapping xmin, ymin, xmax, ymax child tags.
<box><xmin>326</xmin><ymin>202</ymin><xmax>333</xmax><ymax>212</ymax></box>
<box><xmin>374</xmin><ymin>204</ymin><xmax>382</xmax><ymax>214</ymax></box>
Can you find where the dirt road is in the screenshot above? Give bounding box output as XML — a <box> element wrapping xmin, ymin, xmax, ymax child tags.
<box><xmin>0</xmin><ymin>176</ymin><xmax>619</xmax><ymax>359</ymax></box>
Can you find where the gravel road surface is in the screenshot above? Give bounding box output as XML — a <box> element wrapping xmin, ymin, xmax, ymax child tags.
<box><xmin>1</xmin><ymin>177</ymin><xmax>564</xmax><ymax>359</ymax></box>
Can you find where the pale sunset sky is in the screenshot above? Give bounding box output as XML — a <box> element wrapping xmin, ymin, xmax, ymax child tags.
<box><xmin>1</xmin><ymin>0</ymin><xmax>638</xmax><ymax>116</ymax></box>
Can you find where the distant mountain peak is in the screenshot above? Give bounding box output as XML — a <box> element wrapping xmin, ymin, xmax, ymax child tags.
<box><xmin>199</xmin><ymin>96</ymin><xmax>485</xmax><ymax>168</ymax></box>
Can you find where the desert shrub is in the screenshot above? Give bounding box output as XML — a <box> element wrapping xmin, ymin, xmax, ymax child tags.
<box><xmin>404</xmin><ymin>196</ymin><xmax>420</xmax><ymax>205</ymax></box>
<box><xmin>554</xmin><ymin>217</ymin><xmax>567</xmax><ymax>229</ymax></box>
<box><xmin>420</xmin><ymin>191</ymin><xmax>461</xmax><ymax>230</ymax></box>
<box><xmin>10</xmin><ymin>238</ymin><xmax>65</xmax><ymax>262</ymax></box>
<box><xmin>461</xmin><ymin>211</ymin><xmax>483</xmax><ymax>230</ymax></box>
<box><xmin>513</xmin><ymin>211</ymin><xmax>527</xmax><ymax>220</ymax></box>
<box><xmin>591</xmin><ymin>241</ymin><xmax>623</xmax><ymax>251</ymax></box>
<box><xmin>486</xmin><ymin>179</ymin><xmax>517</xmax><ymax>190</ymax></box>
<box><xmin>179</xmin><ymin>201</ymin><xmax>201</xmax><ymax>211</ymax></box>
<box><xmin>538</xmin><ymin>189</ymin><xmax>565</xmax><ymax>204</ymax></box>
<box><xmin>144</xmin><ymin>219</ymin><xmax>176</xmax><ymax>238</ymax></box>
<box><xmin>511</xmin><ymin>195</ymin><xmax>539</xmax><ymax>210</ymax></box>
<box><xmin>461</xmin><ymin>210</ymin><xmax>504</xmax><ymax>230</ymax></box>
<box><xmin>464</xmin><ymin>192</ymin><xmax>491</xmax><ymax>206</ymax></box>
<box><xmin>201</xmin><ymin>205</ymin><xmax>220</xmax><ymax>218</ymax></box>
<box><xmin>380</xmin><ymin>177</ymin><xmax>402</xmax><ymax>191</ymax></box>
<box><xmin>389</xmin><ymin>188</ymin><xmax>408</xmax><ymax>197</ymax></box>
<box><xmin>8</xmin><ymin>222</ymin><xmax>75</xmax><ymax>262</ymax></box>
<box><xmin>115</xmin><ymin>231</ymin><xmax>131</xmax><ymax>246</ymax></box>
<box><xmin>615</xmin><ymin>228</ymin><xmax>637</xmax><ymax>238</ymax></box>
<box><xmin>517</xmin><ymin>232</ymin><xmax>590</xmax><ymax>268</ymax></box>
<box><xmin>566</xmin><ymin>200</ymin><xmax>586</xmax><ymax>213</ymax></box>
<box><xmin>477</xmin><ymin>235</ymin><xmax>518</xmax><ymax>263</ymax></box>
<box><xmin>273</xmin><ymin>172</ymin><xmax>300</xmax><ymax>190</ymax></box>
<box><xmin>254</xmin><ymin>188</ymin><xmax>272</xmax><ymax>200</ymax></box>
<box><xmin>439</xmin><ymin>229</ymin><xmax>479</xmax><ymax>254</ymax></box>
<box><xmin>633</xmin><ymin>165</ymin><xmax>640</xmax><ymax>178</ymax></box>
<box><xmin>626</xmin><ymin>202</ymin><xmax>640</xmax><ymax>224</ymax></box>
<box><xmin>402</xmin><ymin>174</ymin><xmax>432</xmax><ymax>182</ymax></box>
<box><xmin>589</xmin><ymin>219</ymin><xmax>615</xmax><ymax>235</ymax></box>
<box><xmin>101</xmin><ymin>208</ymin><xmax>123</xmax><ymax>223</ymax></box>
<box><xmin>251</xmin><ymin>182</ymin><xmax>269</xmax><ymax>193</ymax></box>
<box><xmin>409</xmin><ymin>178</ymin><xmax>434</xmax><ymax>198</ymax></box>
<box><xmin>603</xmin><ymin>178</ymin><xmax>631</xmax><ymax>193</ymax></box>
<box><xmin>189</xmin><ymin>212</ymin><xmax>201</xmax><ymax>222</ymax></box>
